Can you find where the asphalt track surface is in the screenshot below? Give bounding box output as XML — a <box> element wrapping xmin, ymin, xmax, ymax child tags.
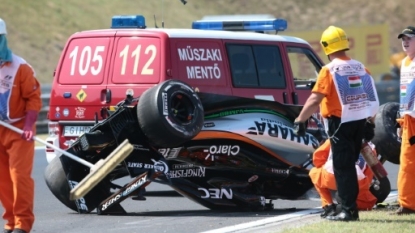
<box><xmin>0</xmin><ymin>148</ymin><xmax>399</xmax><ymax>233</ymax></box>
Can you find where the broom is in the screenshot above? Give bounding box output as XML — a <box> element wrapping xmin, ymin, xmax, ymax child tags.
<box><xmin>0</xmin><ymin>120</ymin><xmax>133</xmax><ymax>200</ymax></box>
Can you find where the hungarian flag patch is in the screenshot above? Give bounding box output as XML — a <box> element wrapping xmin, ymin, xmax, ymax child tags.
<box><xmin>348</xmin><ymin>76</ymin><xmax>362</xmax><ymax>88</ymax></box>
<box><xmin>401</xmin><ymin>85</ymin><xmax>407</xmax><ymax>97</ymax></box>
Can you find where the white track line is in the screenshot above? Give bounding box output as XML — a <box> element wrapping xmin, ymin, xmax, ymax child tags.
<box><xmin>201</xmin><ymin>190</ymin><xmax>398</xmax><ymax>233</ymax></box>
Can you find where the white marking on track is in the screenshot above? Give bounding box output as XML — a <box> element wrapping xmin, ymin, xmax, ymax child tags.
<box><xmin>202</xmin><ymin>191</ymin><xmax>398</xmax><ymax>233</ymax></box>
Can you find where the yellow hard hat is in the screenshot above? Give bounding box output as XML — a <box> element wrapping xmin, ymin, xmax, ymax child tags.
<box><xmin>320</xmin><ymin>26</ymin><xmax>349</xmax><ymax>55</ymax></box>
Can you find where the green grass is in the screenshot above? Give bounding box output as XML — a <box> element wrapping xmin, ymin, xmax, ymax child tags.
<box><xmin>1</xmin><ymin>0</ymin><xmax>415</xmax><ymax>84</ymax></box>
<box><xmin>280</xmin><ymin>210</ymin><xmax>415</xmax><ymax>233</ymax></box>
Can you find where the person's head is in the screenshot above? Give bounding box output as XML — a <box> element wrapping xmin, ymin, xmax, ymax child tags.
<box><xmin>320</xmin><ymin>26</ymin><xmax>349</xmax><ymax>60</ymax></box>
<box><xmin>0</xmin><ymin>18</ymin><xmax>6</xmax><ymax>35</ymax></box>
<box><xmin>0</xmin><ymin>18</ymin><xmax>12</xmax><ymax>63</ymax></box>
<box><xmin>398</xmin><ymin>26</ymin><xmax>415</xmax><ymax>59</ymax></box>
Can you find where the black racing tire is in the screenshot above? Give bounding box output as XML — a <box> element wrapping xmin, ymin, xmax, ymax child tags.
<box><xmin>372</xmin><ymin>102</ymin><xmax>401</xmax><ymax>164</ymax></box>
<box><xmin>334</xmin><ymin>177</ymin><xmax>391</xmax><ymax>206</ymax></box>
<box><xmin>370</xmin><ymin>176</ymin><xmax>391</xmax><ymax>204</ymax></box>
<box><xmin>44</xmin><ymin>156</ymin><xmax>78</xmax><ymax>212</ymax></box>
<box><xmin>137</xmin><ymin>80</ymin><xmax>204</xmax><ymax>147</ymax></box>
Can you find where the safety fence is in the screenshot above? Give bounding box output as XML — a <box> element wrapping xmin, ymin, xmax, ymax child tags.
<box><xmin>37</xmin><ymin>84</ymin><xmax>51</xmax><ymax>134</ymax></box>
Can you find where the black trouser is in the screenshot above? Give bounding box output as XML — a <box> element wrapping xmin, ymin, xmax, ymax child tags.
<box><xmin>328</xmin><ymin>116</ymin><xmax>366</xmax><ymax>212</ymax></box>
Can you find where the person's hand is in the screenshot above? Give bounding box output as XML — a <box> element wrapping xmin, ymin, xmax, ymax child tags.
<box><xmin>363</xmin><ymin>121</ymin><xmax>375</xmax><ymax>141</ymax></box>
<box><xmin>22</xmin><ymin>125</ymin><xmax>34</xmax><ymax>141</ymax></box>
<box><xmin>21</xmin><ymin>110</ymin><xmax>38</xmax><ymax>141</ymax></box>
<box><xmin>293</xmin><ymin>120</ymin><xmax>306</xmax><ymax>136</ymax></box>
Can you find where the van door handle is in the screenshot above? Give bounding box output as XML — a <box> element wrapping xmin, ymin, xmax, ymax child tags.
<box><xmin>282</xmin><ymin>92</ymin><xmax>288</xmax><ymax>104</ymax></box>
<box><xmin>101</xmin><ymin>89</ymin><xmax>111</xmax><ymax>104</ymax></box>
<box><xmin>292</xmin><ymin>92</ymin><xmax>298</xmax><ymax>105</ymax></box>
<box><xmin>105</xmin><ymin>89</ymin><xmax>111</xmax><ymax>103</ymax></box>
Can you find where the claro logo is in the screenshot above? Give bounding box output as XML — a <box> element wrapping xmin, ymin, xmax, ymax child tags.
<box><xmin>204</xmin><ymin>145</ymin><xmax>240</xmax><ymax>161</ymax></box>
<box><xmin>68</xmin><ymin>180</ymin><xmax>89</xmax><ymax>212</ymax></box>
<box><xmin>198</xmin><ymin>188</ymin><xmax>233</xmax><ymax>199</ymax></box>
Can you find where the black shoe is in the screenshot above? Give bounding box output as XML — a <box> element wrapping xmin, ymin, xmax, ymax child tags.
<box><xmin>3</xmin><ymin>229</ymin><xmax>12</xmax><ymax>233</ymax></box>
<box><xmin>320</xmin><ymin>204</ymin><xmax>337</xmax><ymax>218</ymax></box>
<box><xmin>12</xmin><ymin>229</ymin><xmax>27</xmax><ymax>233</ymax></box>
<box><xmin>326</xmin><ymin>210</ymin><xmax>359</xmax><ymax>221</ymax></box>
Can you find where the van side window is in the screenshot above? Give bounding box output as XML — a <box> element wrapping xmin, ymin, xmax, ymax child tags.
<box><xmin>287</xmin><ymin>47</ymin><xmax>322</xmax><ymax>89</ymax></box>
<box><xmin>227</xmin><ymin>44</ymin><xmax>258</xmax><ymax>87</ymax></box>
<box><xmin>253</xmin><ymin>45</ymin><xmax>285</xmax><ymax>88</ymax></box>
<box><xmin>227</xmin><ymin>44</ymin><xmax>285</xmax><ymax>88</ymax></box>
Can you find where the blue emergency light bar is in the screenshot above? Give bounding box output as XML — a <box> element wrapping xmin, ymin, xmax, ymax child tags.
<box><xmin>111</xmin><ymin>15</ymin><xmax>146</xmax><ymax>29</ymax></box>
<box><xmin>191</xmin><ymin>19</ymin><xmax>287</xmax><ymax>32</ymax></box>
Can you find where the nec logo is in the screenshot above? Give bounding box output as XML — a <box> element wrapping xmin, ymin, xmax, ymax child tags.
<box><xmin>198</xmin><ymin>188</ymin><xmax>233</xmax><ymax>199</ymax></box>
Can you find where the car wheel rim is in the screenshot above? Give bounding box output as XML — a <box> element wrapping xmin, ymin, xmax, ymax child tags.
<box><xmin>170</xmin><ymin>92</ymin><xmax>195</xmax><ymax>125</ymax></box>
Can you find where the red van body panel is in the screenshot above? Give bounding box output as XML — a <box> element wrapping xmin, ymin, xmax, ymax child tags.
<box><xmin>46</xmin><ymin>27</ymin><xmax>324</xmax><ymax>161</ymax></box>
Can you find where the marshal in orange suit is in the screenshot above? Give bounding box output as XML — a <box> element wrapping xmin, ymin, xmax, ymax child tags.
<box><xmin>0</xmin><ymin>18</ymin><xmax>42</xmax><ymax>233</ymax></box>
<box><xmin>309</xmin><ymin>140</ymin><xmax>377</xmax><ymax>218</ymax></box>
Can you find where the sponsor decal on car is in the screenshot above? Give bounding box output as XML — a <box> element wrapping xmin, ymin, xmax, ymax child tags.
<box><xmin>172</xmin><ymin>163</ymin><xmax>194</xmax><ymax>169</ymax></box>
<box><xmin>122</xmin><ymin>175</ymin><xmax>147</xmax><ymax>197</ymax></box>
<box><xmin>132</xmin><ymin>144</ymin><xmax>150</xmax><ymax>151</ymax></box>
<box><xmin>260</xmin><ymin>196</ymin><xmax>266</xmax><ymax>206</ymax></box>
<box><xmin>259</xmin><ymin>117</ymin><xmax>289</xmax><ymax>127</ymax></box>
<box><xmin>248</xmin><ymin>175</ymin><xmax>259</xmax><ymax>183</ymax></box>
<box><xmin>203</xmin><ymin>122</ymin><xmax>215</xmax><ymax>128</ymax></box>
<box><xmin>68</xmin><ymin>180</ymin><xmax>89</xmax><ymax>212</ymax></box>
<box><xmin>198</xmin><ymin>188</ymin><xmax>233</xmax><ymax>199</ymax></box>
<box><xmin>204</xmin><ymin>145</ymin><xmax>240</xmax><ymax>161</ymax></box>
<box><xmin>247</xmin><ymin>121</ymin><xmax>319</xmax><ymax>148</ymax></box>
<box><xmin>168</xmin><ymin>167</ymin><xmax>206</xmax><ymax>178</ymax></box>
<box><xmin>266</xmin><ymin>168</ymin><xmax>290</xmax><ymax>176</ymax></box>
<box><xmin>162</xmin><ymin>92</ymin><xmax>168</xmax><ymax>115</ymax></box>
<box><xmin>101</xmin><ymin>173</ymin><xmax>148</xmax><ymax>212</ymax></box>
<box><xmin>101</xmin><ymin>194</ymin><xmax>121</xmax><ymax>211</ymax></box>
<box><xmin>158</xmin><ymin>147</ymin><xmax>181</xmax><ymax>159</ymax></box>
<box><xmin>127</xmin><ymin>159</ymin><xmax>169</xmax><ymax>175</ymax></box>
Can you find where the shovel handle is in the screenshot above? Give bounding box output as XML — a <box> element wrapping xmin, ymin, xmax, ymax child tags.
<box><xmin>0</xmin><ymin>120</ymin><xmax>94</xmax><ymax>168</ymax></box>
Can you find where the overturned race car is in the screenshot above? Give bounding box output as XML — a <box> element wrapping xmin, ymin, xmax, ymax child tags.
<box><xmin>44</xmin><ymin>80</ymin><xmax>391</xmax><ymax>215</ymax></box>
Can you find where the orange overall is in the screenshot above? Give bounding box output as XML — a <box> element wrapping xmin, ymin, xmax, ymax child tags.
<box><xmin>309</xmin><ymin>140</ymin><xmax>377</xmax><ymax>210</ymax></box>
<box><xmin>396</xmin><ymin>115</ymin><xmax>415</xmax><ymax>210</ymax></box>
<box><xmin>0</xmin><ymin>57</ymin><xmax>41</xmax><ymax>232</ymax></box>
<box><xmin>395</xmin><ymin>55</ymin><xmax>415</xmax><ymax>211</ymax></box>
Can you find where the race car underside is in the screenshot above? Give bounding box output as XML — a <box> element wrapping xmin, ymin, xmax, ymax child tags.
<box><xmin>44</xmin><ymin>80</ymin><xmax>391</xmax><ymax>215</ymax></box>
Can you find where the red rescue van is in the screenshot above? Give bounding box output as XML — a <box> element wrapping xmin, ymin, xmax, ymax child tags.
<box><xmin>46</xmin><ymin>15</ymin><xmax>324</xmax><ymax>162</ymax></box>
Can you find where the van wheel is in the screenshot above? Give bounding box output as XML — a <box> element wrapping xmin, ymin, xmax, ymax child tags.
<box><xmin>370</xmin><ymin>177</ymin><xmax>391</xmax><ymax>204</ymax></box>
<box><xmin>44</xmin><ymin>157</ymin><xmax>78</xmax><ymax>212</ymax></box>
<box><xmin>371</xmin><ymin>102</ymin><xmax>401</xmax><ymax>164</ymax></box>
<box><xmin>137</xmin><ymin>80</ymin><xmax>204</xmax><ymax>147</ymax></box>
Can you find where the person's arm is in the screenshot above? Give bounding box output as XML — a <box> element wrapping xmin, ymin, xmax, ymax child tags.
<box><xmin>19</xmin><ymin>64</ymin><xmax>42</xmax><ymax>112</ymax></box>
<box><xmin>18</xmin><ymin>64</ymin><xmax>42</xmax><ymax>140</ymax></box>
<box><xmin>293</xmin><ymin>67</ymin><xmax>329</xmax><ymax>136</ymax></box>
<box><xmin>295</xmin><ymin>92</ymin><xmax>325</xmax><ymax>123</ymax></box>
<box><xmin>295</xmin><ymin>67</ymin><xmax>330</xmax><ymax>122</ymax></box>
